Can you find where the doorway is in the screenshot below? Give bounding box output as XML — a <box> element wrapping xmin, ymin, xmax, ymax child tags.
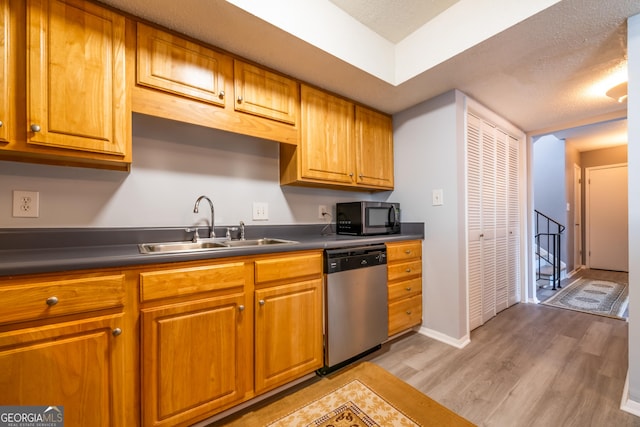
<box><xmin>585</xmin><ymin>164</ymin><xmax>629</xmax><ymax>272</ymax></box>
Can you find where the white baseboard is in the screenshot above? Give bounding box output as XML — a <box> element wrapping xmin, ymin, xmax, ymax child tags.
<box><xmin>418</xmin><ymin>326</ymin><xmax>470</xmax><ymax>349</ymax></box>
<box><xmin>620</xmin><ymin>372</ymin><xmax>640</xmax><ymax>417</ymax></box>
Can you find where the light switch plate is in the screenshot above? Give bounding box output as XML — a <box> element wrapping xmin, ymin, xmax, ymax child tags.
<box><xmin>252</xmin><ymin>202</ymin><xmax>269</xmax><ymax>221</ymax></box>
<box><xmin>432</xmin><ymin>189</ymin><xmax>444</xmax><ymax>206</ymax></box>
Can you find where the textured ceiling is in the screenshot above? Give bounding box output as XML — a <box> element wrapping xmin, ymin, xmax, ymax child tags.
<box><xmin>328</xmin><ymin>0</ymin><xmax>460</xmax><ymax>43</ymax></box>
<box><xmin>99</xmin><ymin>0</ymin><xmax>639</xmax><ymax>150</ymax></box>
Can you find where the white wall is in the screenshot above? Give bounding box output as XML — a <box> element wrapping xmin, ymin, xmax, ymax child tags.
<box><xmin>626</xmin><ymin>12</ymin><xmax>640</xmax><ymax>409</ymax></box>
<box><xmin>391</xmin><ymin>90</ymin><xmax>468</xmax><ymax>343</ymax></box>
<box><xmin>0</xmin><ymin>113</ymin><xmax>384</xmax><ymax>228</ymax></box>
<box><xmin>533</xmin><ymin>134</ymin><xmax>568</xmax><ymax>265</ymax></box>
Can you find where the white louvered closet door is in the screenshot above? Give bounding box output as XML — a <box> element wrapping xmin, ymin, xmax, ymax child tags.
<box><xmin>494</xmin><ymin>129</ymin><xmax>509</xmax><ymax>313</ymax></box>
<box><xmin>480</xmin><ymin>121</ymin><xmax>497</xmax><ymax>323</ymax></box>
<box><xmin>467</xmin><ymin>112</ymin><xmax>521</xmax><ymax>331</ymax></box>
<box><xmin>467</xmin><ymin>114</ymin><xmax>483</xmax><ymax>330</ymax></box>
<box><xmin>507</xmin><ymin>136</ymin><xmax>521</xmax><ymax>306</ymax></box>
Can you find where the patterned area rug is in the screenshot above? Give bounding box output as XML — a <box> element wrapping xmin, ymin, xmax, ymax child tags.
<box><xmin>219</xmin><ymin>362</ymin><xmax>475</xmax><ymax>426</ymax></box>
<box><xmin>541</xmin><ymin>278</ymin><xmax>629</xmax><ymax>320</ymax></box>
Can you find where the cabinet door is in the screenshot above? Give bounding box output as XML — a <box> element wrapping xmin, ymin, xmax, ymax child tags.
<box><xmin>255</xmin><ymin>278</ymin><xmax>323</xmax><ymax>394</ymax></box>
<box><xmin>300</xmin><ymin>85</ymin><xmax>354</xmax><ymax>184</ymax></box>
<box><xmin>0</xmin><ymin>0</ymin><xmax>10</xmax><ymax>144</ymax></box>
<box><xmin>137</xmin><ymin>22</ymin><xmax>228</xmax><ymax>107</ymax></box>
<box><xmin>355</xmin><ymin>106</ymin><xmax>394</xmax><ymax>189</ymax></box>
<box><xmin>234</xmin><ymin>60</ymin><xmax>298</xmax><ymax>125</ymax></box>
<box><xmin>27</xmin><ymin>0</ymin><xmax>127</xmax><ymax>157</ymax></box>
<box><xmin>0</xmin><ymin>314</ymin><xmax>125</xmax><ymax>427</ymax></box>
<box><xmin>141</xmin><ymin>293</ymin><xmax>250</xmax><ymax>427</ymax></box>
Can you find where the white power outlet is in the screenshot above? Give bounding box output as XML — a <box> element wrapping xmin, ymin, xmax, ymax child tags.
<box><xmin>252</xmin><ymin>202</ymin><xmax>269</xmax><ymax>221</ymax></box>
<box><xmin>13</xmin><ymin>190</ymin><xmax>40</xmax><ymax>218</ymax></box>
<box><xmin>318</xmin><ymin>205</ymin><xmax>328</xmax><ymax>219</ymax></box>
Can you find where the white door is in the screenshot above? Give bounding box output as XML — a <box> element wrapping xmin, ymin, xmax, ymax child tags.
<box><xmin>573</xmin><ymin>164</ymin><xmax>582</xmax><ymax>270</ymax></box>
<box><xmin>586</xmin><ymin>164</ymin><xmax>628</xmax><ymax>271</ymax></box>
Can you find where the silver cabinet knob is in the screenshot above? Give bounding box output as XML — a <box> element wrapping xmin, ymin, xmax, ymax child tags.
<box><xmin>237</xmin><ymin>96</ymin><xmax>243</xmax><ymax>103</ymax></box>
<box><xmin>258</xmin><ymin>299</ymin><xmax>265</xmax><ymax>306</ymax></box>
<box><xmin>238</xmin><ymin>305</ymin><xmax>245</xmax><ymax>312</ymax></box>
<box><xmin>405</xmin><ymin>287</ymin><xmax>412</xmax><ymax>291</ymax></box>
<box><xmin>31</xmin><ymin>124</ymin><xmax>41</xmax><ymax>132</ymax></box>
<box><xmin>0</xmin><ymin>120</ymin><xmax>3</xmax><ymax>127</ymax></box>
<box><xmin>406</xmin><ymin>310</ymin><xmax>412</xmax><ymax>315</ymax></box>
<box><xmin>405</xmin><ymin>268</ymin><xmax>412</xmax><ymax>273</ymax></box>
<box><xmin>218</xmin><ymin>90</ymin><xmax>225</xmax><ymax>98</ymax></box>
<box><xmin>46</xmin><ymin>296</ymin><xmax>58</xmax><ymax>306</ymax></box>
<box><xmin>405</xmin><ymin>250</ymin><xmax>412</xmax><ymax>254</ymax></box>
<box><xmin>112</xmin><ymin>328</ymin><xmax>122</xmax><ymax>337</ymax></box>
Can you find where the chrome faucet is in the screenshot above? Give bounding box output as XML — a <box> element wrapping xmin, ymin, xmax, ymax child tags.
<box><xmin>193</xmin><ymin>195</ymin><xmax>215</xmax><ymax>241</ymax></box>
<box><xmin>239</xmin><ymin>221</ymin><xmax>245</xmax><ymax>240</ymax></box>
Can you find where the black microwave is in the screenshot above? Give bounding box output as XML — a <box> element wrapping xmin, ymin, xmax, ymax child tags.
<box><xmin>336</xmin><ymin>202</ymin><xmax>400</xmax><ymax>235</ymax></box>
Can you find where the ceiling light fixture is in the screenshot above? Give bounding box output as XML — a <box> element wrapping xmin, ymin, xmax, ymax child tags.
<box><xmin>606</xmin><ymin>81</ymin><xmax>628</xmax><ymax>103</ymax></box>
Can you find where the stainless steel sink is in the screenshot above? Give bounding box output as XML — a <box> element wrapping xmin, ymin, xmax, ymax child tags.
<box><xmin>222</xmin><ymin>238</ymin><xmax>297</xmax><ymax>247</ymax></box>
<box><xmin>138</xmin><ymin>238</ymin><xmax>298</xmax><ymax>254</ymax></box>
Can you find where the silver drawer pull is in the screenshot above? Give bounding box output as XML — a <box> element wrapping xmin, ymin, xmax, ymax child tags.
<box><xmin>405</xmin><ymin>287</ymin><xmax>412</xmax><ymax>291</ymax></box>
<box><xmin>259</xmin><ymin>299</ymin><xmax>265</xmax><ymax>306</ymax></box>
<box><xmin>46</xmin><ymin>296</ymin><xmax>59</xmax><ymax>306</ymax></box>
<box><xmin>112</xmin><ymin>328</ymin><xmax>122</xmax><ymax>337</ymax></box>
<box><xmin>405</xmin><ymin>250</ymin><xmax>411</xmax><ymax>254</ymax></box>
<box><xmin>406</xmin><ymin>310</ymin><xmax>412</xmax><ymax>315</ymax></box>
<box><xmin>238</xmin><ymin>305</ymin><xmax>245</xmax><ymax>312</ymax></box>
<box><xmin>405</xmin><ymin>268</ymin><xmax>412</xmax><ymax>273</ymax></box>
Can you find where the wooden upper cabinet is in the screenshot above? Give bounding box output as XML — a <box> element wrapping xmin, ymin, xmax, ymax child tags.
<box><xmin>137</xmin><ymin>22</ymin><xmax>228</xmax><ymax>107</ymax></box>
<box><xmin>280</xmin><ymin>84</ymin><xmax>394</xmax><ymax>191</ymax></box>
<box><xmin>234</xmin><ymin>60</ymin><xmax>299</xmax><ymax>125</ymax></box>
<box><xmin>0</xmin><ymin>0</ymin><xmax>10</xmax><ymax>144</ymax></box>
<box><xmin>26</xmin><ymin>0</ymin><xmax>129</xmax><ymax>160</ymax></box>
<box><xmin>299</xmin><ymin>84</ymin><xmax>354</xmax><ymax>184</ymax></box>
<box><xmin>355</xmin><ymin>105</ymin><xmax>394</xmax><ymax>189</ymax></box>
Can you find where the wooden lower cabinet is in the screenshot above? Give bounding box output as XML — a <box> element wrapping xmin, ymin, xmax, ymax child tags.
<box><xmin>254</xmin><ymin>251</ymin><xmax>324</xmax><ymax>394</ymax></box>
<box><xmin>254</xmin><ymin>278</ymin><xmax>323</xmax><ymax>394</ymax></box>
<box><xmin>141</xmin><ymin>293</ymin><xmax>250</xmax><ymax>427</ymax></box>
<box><xmin>386</xmin><ymin>240</ymin><xmax>423</xmax><ymax>336</ymax></box>
<box><xmin>0</xmin><ymin>269</ymin><xmax>130</xmax><ymax>426</ymax></box>
<box><xmin>0</xmin><ymin>314</ymin><xmax>126</xmax><ymax>426</ymax></box>
<box><xmin>139</xmin><ymin>260</ymin><xmax>251</xmax><ymax>427</ymax></box>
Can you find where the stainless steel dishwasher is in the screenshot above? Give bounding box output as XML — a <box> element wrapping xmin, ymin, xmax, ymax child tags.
<box><xmin>320</xmin><ymin>244</ymin><xmax>388</xmax><ymax>374</ymax></box>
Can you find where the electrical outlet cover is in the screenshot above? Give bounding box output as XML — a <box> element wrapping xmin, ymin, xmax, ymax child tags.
<box><xmin>13</xmin><ymin>190</ymin><xmax>40</xmax><ymax>218</ymax></box>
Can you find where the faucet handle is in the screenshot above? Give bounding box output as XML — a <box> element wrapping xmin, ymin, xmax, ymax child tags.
<box><xmin>186</xmin><ymin>227</ymin><xmax>200</xmax><ymax>243</ymax></box>
<box><xmin>239</xmin><ymin>221</ymin><xmax>245</xmax><ymax>240</ymax></box>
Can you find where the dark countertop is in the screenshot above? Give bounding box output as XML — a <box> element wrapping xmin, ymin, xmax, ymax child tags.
<box><xmin>0</xmin><ymin>224</ymin><xmax>424</xmax><ymax>276</ymax></box>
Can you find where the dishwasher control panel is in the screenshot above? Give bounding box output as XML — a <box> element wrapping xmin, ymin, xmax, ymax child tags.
<box><xmin>325</xmin><ymin>244</ymin><xmax>387</xmax><ymax>274</ymax></box>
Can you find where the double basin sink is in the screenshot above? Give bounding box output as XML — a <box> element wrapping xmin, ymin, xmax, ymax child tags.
<box><xmin>138</xmin><ymin>238</ymin><xmax>298</xmax><ymax>254</ymax></box>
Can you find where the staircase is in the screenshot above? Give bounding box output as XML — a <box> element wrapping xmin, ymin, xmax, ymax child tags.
<box><xmin>535</xmin><ymin>210</ymin><xmax>566</xmax><ymax>290</ymax></box>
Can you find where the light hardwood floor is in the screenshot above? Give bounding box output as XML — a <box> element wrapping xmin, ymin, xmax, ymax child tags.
<box><xmin>369</xmin><ymin>302</ymin><xmax>639</xmax><ymax>426</ymax></box>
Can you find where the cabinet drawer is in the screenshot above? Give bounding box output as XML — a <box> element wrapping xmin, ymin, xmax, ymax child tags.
<box><xmin>388</xmin><ymin>277</ymin><xmax>422</xmax><ymax>301</ymax></box>
<box><xmin>254</xmin><ymin>252</ymin><xmax>322</xmax><ymax>285</ymax></box>
<box><xmin>386</xmin><ymin>241</ymin><xmax>422</xmax><ymax>261</ymax></box>
<box><xmin>140</xmin><ymin>262</ymin><xmax>246</xmax><ymax>302</ymax></box>
<box><xmin>0</xmin><ymin>274</ymin><xmax>125</xmax><ymax>325</ymax></box>
<box><xmin>387</xmin><ymin>259</ymin><xmax>422</xmax><ymax>282</ymax></box>
<box><xmin>388</xmin><ymin>294</ymin><xmax>422</xmax><ymax>336</ymax></box>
